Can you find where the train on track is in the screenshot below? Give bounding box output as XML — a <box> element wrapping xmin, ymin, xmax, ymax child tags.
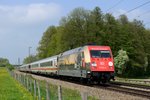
<box><xmin>19</xmin><ymin>45</ymin><xmax>115</xmax><ymax>83</ymax></box>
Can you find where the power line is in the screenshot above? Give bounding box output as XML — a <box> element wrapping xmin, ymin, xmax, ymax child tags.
<box><xmin>136</xmin><ymin>10</ymin><xmax>150</xmax><ymax>18</ymax></box>
<box><xmin>145</xmin><ymin>22</ymin><xmax>150</xmax><ymax>25</ymax></box>
<box><xmin>124</xmin><ymin>1</ymin><xmax>150</xmax><ymax>15</ymax></box>
<box><xmin>116</xmin><ymin>1</ymin><xmax>150</xmax><ymax>18</ymax></box>
<box><xmin>106</xmin><ymin>0</ymin><xmax>124</xmax><ymax>12</ymax></box>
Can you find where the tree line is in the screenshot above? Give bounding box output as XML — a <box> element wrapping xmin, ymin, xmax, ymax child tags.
<box><xmin>0</xmin><ymin>58</ymin><xmax>14</xmax><ymax>70</ymax></box>
<box><xmin>24</xmin><ymin>7</ymin><xmax>150</xmax><ymax>77</ymax></box>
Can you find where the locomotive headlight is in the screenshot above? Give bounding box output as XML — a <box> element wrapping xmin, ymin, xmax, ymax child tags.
<box><xmin>108</xmin><ymin>61</ymin><xmax>113</xmax><ymax>66</ymax></box>
<box><xmin>91</xmin><ymin>62</ymin><xmax>97</xmax><ymax>67</ymax></box>
<box><xmin>87</xmin><ymin>71</ymin><xmax>91</xmax><ymax>73</ymax></box>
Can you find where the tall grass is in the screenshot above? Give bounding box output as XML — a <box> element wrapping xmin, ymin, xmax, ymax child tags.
<box><xmin>29</xmin><ymin>78</ymin><xmax>97</xmax><ymax>100</ymax></box>
<box><xmin>0</xmin><ymin>68</ymin><xmax>33</xmax><ymax>100</ymax></box>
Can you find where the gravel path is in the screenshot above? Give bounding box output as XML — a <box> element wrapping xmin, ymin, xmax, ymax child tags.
<box><xmin>15</xmin><ymin>71</ymin><xmax>149</xmax><ymax>100</ymax></box>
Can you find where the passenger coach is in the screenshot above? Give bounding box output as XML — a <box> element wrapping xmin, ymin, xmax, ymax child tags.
<box><xmin>20</xmin><ymin>55</ymin><xmax>58</xmax><ymax>75</ymax></box>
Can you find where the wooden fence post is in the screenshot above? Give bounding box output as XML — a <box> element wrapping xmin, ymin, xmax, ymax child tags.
<box><xmin>27</xmin><ymin>77</ymin><xmax>29</xmax><ymax>90</ymax></box>
<box><xmin>16</xmin><ymin>74</ymin><xmax>18</xmax><ymax>81</ymax></box>
<box><xmin>16</xmin><ymin>73</ymin><xmax>17</xmax><ymax>80</ymax></box>
<box><xmin>21</xmin><ymin>75</ymin><xmax>23</xmax><ymax>85</ymax></box>
<box><xmin>12</xmin><ymin>72</ymin><xmax>14</xmax><ymax>78</ymax></box>
<box><xmin>34</xmin><ymin>80</ymin><xmax>37</xmax><ymax>100</ymax></box>
<box><xmin>46</xmin><ymin>81</ymin><xmax>50</xmax><ymax>100</ymax></box>
<box><xmin>58</xmin><ymin>85</ymin><xmax>62</xmax><ymax>100</ymax></box>
<box><xmin>30</xmin><ymin>78</ymin><xmax>33</xmax><ymax>93</ymax></box>
<box><xmin>37</xmin><ymin>81</ymin><xmax>41</xmax><ymax>100</ymax></box>
<box><xmin>24</xmin><ymin>75</ymin><xmax>26</xmax><ymax>86</ymax></box>
<box><xmin>15</xmin><ymin>73</ymin><xmax>16</xmax><ymax>79</ymax></box>
<box><xmin>19</xmin><ymin>74</ymin><xmax>21</xmax><ymax>83</ymax></box>
<box><xmin>28</xmin><ymin>78</ymin><xmax>31</xmax><ymax>92</ymax></box>
<box><xmin>16</xmin><ymin>74</ymin><xmax>17</xmax><ymax>80</ymax></box>
<box><xmin>17</xmin><ymin>74</ymin><xmax>19</xmax><ymax>81</ymax></box>
<box><xmin>81</xmin><ymin>92</ymin><xmax>88</xmax><ymax>100</ymax></box>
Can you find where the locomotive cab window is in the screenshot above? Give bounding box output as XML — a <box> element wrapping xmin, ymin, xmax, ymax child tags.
<box><xmin>90</xmin><ymin>50</ymin><xmax>111</xmax><ymax>58</ymax></box>
<box><xmin>90</xmin><ymin>50</ymin><xmax>101</xmax><ymax>58</ymax></box>
<box><xmin>101</xmin><ymin>50</ymin><xmax>111</xmax><ymax>58</ymax></box>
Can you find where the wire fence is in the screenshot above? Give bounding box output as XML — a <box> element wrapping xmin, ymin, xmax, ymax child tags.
<box><xmin>8</xmin><ymin>70</ymin><xmax>89</xmax><ymax>100</ymax></box>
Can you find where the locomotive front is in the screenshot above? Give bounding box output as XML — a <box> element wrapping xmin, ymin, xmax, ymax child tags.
<box><xmin>83</xmin><ymin>46</ymin><xmax>115</xmax><ymax>83</ymax></box>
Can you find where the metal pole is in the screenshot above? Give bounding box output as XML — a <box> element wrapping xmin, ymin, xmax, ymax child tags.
<box><xmin>58</xmin><ymin>85</ymin><xmax>62</xmax><ymax>100</ymax></box>
<box><xmin>29</xmin><ymin>46</ymin><xmax>32</xmax><ymax>57</ymax></box>
<box><xmin>46</xmin><ymin>81</ymin><xmax>50</xmax><ymax>100</ymax></box>
<box><xmin>29</xmin><ymin>46</ymin><xmax>32</xmax><ymax>63</ymax></box>
<box><xmin>18</xmin><ymin>58</ymin><xmax>20</xmax><ymax>65</ymax></box>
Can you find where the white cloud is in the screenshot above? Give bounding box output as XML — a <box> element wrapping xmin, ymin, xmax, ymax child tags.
<box><xmin>0</xmin><ymin>3</ymin><xmax>61</xmax><ymax>25</ymax></box>
<box><xmin>0</xmin><ymin>3</ymin><xmax>62</xmax><ymax>64</ymax></box>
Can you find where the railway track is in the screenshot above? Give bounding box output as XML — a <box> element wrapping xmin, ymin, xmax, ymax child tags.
<box><xmin>102</xmin><ymin>81</ymin><xmax>150</xmax><ymax>99</ymax></box>
<box><xmin>110</xmin><ymin>81</ymin><xmax>150</xmax><ymax>89</ymax></box>
<box><xmin>116</xmin><ymin>79</ymin><xmax>150</xmax><ymax>85</ymax></box>
<box><xmin>55</xmin><ymin>77</ymin><xmax>150</xmax><ymax>99</ymax></box>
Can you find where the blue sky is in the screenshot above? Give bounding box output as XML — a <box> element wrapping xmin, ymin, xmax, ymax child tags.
<box><xmin>0</xmin><ymin>0</ymin><xmax>150</xmax><ymax>64</ymax></box>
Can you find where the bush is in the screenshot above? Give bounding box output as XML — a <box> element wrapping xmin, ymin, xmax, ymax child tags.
<box><xmin>7</xmin><ymin>65</ymin><xmax>14</xmax><ymax>71</ymax></box>
<box><xmin>114</xmin><ymin>49</ymin><xmax>129</xmax><ymax>76</ymax></box>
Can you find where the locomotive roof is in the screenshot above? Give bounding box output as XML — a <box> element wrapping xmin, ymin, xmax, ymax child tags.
<box><xmin>60</xmin><ymin>45</ymin><xmax>110</xmax><ymax>57</ymax></box>
<box><xmin>61</xmin><ymin>46</ymin><xmax>84</xmax><ymax>57</ymax></box>
<box><xmin>30</xmin><ymin>55</ymin><xmax>58</xmax><ymax>65</ymax></box>
<box><xmin>20</xmin><ymin>55</ymin><xmax>58</xmax><ymax>67</ymax></box>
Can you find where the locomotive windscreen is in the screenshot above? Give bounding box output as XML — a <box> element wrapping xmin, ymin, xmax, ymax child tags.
<box><xmin>90</xmin><ymin>50</ymin><xmax>111</xmax><ymax>58</ymax></box>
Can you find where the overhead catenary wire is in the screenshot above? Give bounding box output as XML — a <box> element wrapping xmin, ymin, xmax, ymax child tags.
<box><xmin>107</xmin><ymin>0</ymin><xmax>150</xmax><ymax>28</ymax></box>
<box><xmin>106</xmin><ymin>0</ymin><xmax>124</xmax><ymax>12</ymax></box>
<box><xmin>124</xmin><ymin>1</ymin><xmax>150</xmax><ymax>26</ymax></box>
<box><xmin>124</xmin><ymin>0</ymin><xmax>150</xmax><ymax>15</ymax></box>
<box><xmin>116</xmin><ymin>0</ymin><xmax>150</xmax><ymax>18</ymax></box>
<box><xmin>136</xmin><ymin>10</ymin><xmax>150</xmax><ymax>18</ymax></box>
<box><xmin>145</xmin><ymin>22</ymin><xmax>150</xmax><ymax>25</ymax></box>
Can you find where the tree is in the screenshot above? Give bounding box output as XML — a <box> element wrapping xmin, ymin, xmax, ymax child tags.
<box><xmin>118</xmin><ymin>14</ymin><xmax>129</xmax><ymax>25</ymax></box>
<box><xmin>0</xmin><ymin>58</ymin><xmax>10</xmax><ymax>67</ymax></box>
<box><xmin>87</xmin><ymin>6</ymin><xmax>104</xmax><ymax>45</ymax></box>
<box><xmin>143</xmin><ymin>30</ymin><xmax>150</xmax><ymax>75</ymax></box>
<box><xmin>128</xmin><ymin>20</ymin><xmax>147</xmax><ymax>71</ymax></box>
<box><xmin>103</xmin><ymin>13</ymin><xmax>120</xmax><ymax>55</ymax></box>
<box><xmin>114</xmin><ymin>49</ymin><xmax>129</xmax><ymax>75</ymax></box>
<box><xmin>37</xmin><ymin>26</ymin><xmax>57</xmax><ymax>58</ymax></box>
<box><xmin>36</xmin><ymin>6</ymin><xmax>150</xmax><ymax>77</ymax></box>
<box><xmin>23</xmin><ymin>55</ymin><xmax>38</xmax><ymax>64</ymax></box>
<box><xmin>59</xmin><ymin>7</ymin><xmax>90</xmax><ymax>49</ymax></box>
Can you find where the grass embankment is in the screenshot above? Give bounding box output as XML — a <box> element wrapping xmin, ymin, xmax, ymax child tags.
<box><xmin>30</xmin><ymin>79</ymin><xmax>97</xmax><ymax>100</ymax></box>
<box><xmin>0</xmin><ymin>67</ymin><xmax>33</xmax><ymax>100</ymax></box>
<box><xmin>37</xmin><ymin>81</ymin><xmax>82</xmax><ymax>100</ymax></box>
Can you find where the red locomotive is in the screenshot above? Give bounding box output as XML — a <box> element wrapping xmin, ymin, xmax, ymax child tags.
<box><xmin>20</xmin><ymin>45</ymin><xmax>115</xmax><ymax>84</ymax></box>
<box><xmin>58</xmin><ymin>45</ymin><xmax>115</xmax><ymax>83</ymax></box>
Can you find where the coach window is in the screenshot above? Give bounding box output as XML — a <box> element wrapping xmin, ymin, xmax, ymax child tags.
<box><xmin>40</xmin><ymin>63</ymin><xmax>45</xmax><ymax>67</ymax></box>
<box><xmin>53</xmin><ymin>60</ymin><xmax>55</xmax><ymax>66</ymax></box>
<box><xmin>49</xmin><ymin>61</ymin><xmax>52</xmax><ymax>66</ymax></box>
<box><xmin>54</xmin><ymin>60</ymin><xmax>57</xmax><ymax>67</ymax></box>
<box><xmin>29</xmin><ymin>65</ymin><xmax>31</xmax><ymax>69</ymax></box>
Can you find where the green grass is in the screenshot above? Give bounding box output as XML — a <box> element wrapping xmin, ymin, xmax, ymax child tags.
<box><xmin>62</xmin><ymin>86</ymin><xmax>81</xmax><ymax>100</ymax></box>
<box><xmin>0</xmin><ymin>68</ymin><xmax>97</xmax><ymax>100</ymax></box>
<box><xmin>0</xmin><ymin>67</ymin><xmax>33</xmax><ymax>100</ymax></box>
